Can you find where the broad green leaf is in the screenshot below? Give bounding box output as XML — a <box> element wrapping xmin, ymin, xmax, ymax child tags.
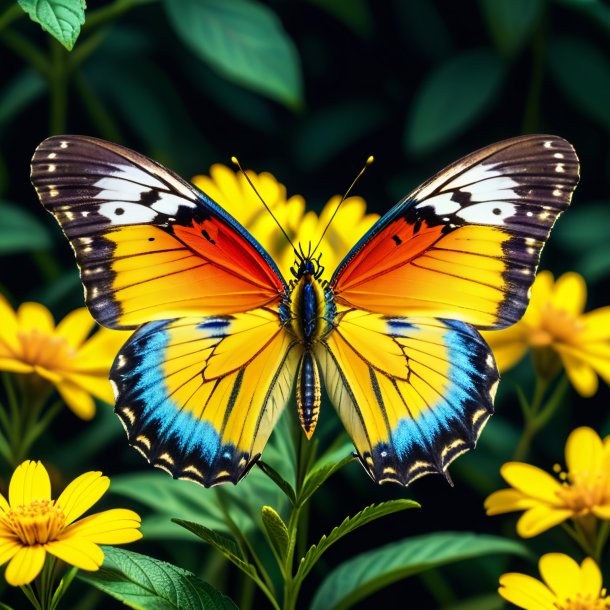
<box><xmin>18</xmin><ymin>0</ymin><xmax>86</xmax><ymax>51</ymax></box>
<box><xmin>404</xmin><ymin>49</ymin><xmax>505</xmax><ymax>155</ymax></box>
<box><xmin>79</xmin><ymin>546</ymin><xmax>237</xmax><ymax>610</ymax></box>
<box><xmin>0</xmin><ymin>70</ymin><xmax>45</xmax><ymax>130</ymax></box>
<box><xmin>173</xmin><ymin>519</ymin><xmax>258</xmax><ymax>579</ymax></box>
<box><xmin>299</xmin><ymin>454</ymin><xmax>354</xmax><ymax>506</ymax></box>
<box><xmin>310</xmin><ymin>532</ymin><xmax>529</xmax><ymax>610</ymax></box>
<box><xmin>164</xmin><ymin>0</ymin><xmax>302</xmax><ymax>107</ymax></box>
<box><xmin>261</xmin><ymin>506</ymin><xmax>289</xmax><ymax>563</ymax></box>
<box><xmin>0</xmin><ymin>201</ymin><xmax>53</xmax><ymax>254</ymax></box>
<box><xmin>479</xmin><ymin>0</ymin><xmax>544</xmax><ymax>57</ymax></box>
<box><xmin>308</xmin><ymin>0</ymin><xmax>373</xmax><ymax>37</ymax></box>
<box><xmin>257</xmin><ymin>461</ymin><xmax>296</xmax><ymax>504</ymax></box>
<box><xmin>548</xmin><ymin>38</ymin><xmax>610</xmax><ymax>132</ymax></box>
<box><xmin>297</xmin><ymin>500</ymin><xmax>418</xmax><ymax>582</ymax></box>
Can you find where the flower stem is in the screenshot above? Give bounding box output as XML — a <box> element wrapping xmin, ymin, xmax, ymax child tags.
<box><xmin>0</xmin><ymin>2</ymin><xmax>23</xmax><ymax>33</ymax></box>
<box><xmin>49</xmin><ymin>42</ymin><xmax>68</xmax><ymax>134</ymax></box>
<box><xmin>19</xmin><ymin>584</ymin><xmax>42</xmax><ymax>610</ymax></box>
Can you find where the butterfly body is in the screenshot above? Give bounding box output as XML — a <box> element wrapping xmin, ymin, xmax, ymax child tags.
<box><xmin>31</xmin><ymin>134</ymin><xmax>579</xmax><ymax>487</ymax></box>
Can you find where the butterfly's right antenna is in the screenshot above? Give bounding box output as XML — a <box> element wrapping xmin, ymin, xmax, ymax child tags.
<box><xmin>232</xmin><ymin>157</ymin><xmax>296</xmax><ymax>251</ymax></box>
<box><xmin>311</xmin><ymin>156</ymin><xmax>374</xmax><ymax>257</ymax></box>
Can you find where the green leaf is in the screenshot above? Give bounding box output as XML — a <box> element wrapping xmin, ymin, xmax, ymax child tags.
<box><xmin>0</xmin><ymin>201</ymin><xmax>54</xmax><ymax>254</ymax></box>
<box><xmin>257</xmin><ymin>461</ymin><xmax>296</xmax><ymax>505</ymax></box>
<box><xmin>173</xmin><ymin>518</ymin><xmax>258</xmax><ymax>579</ymax></box>
<box><xmin>297</xmin><ymin>500</ymin><xmax>418</xmax><ymax>582</ymax></box>
<box><xmin>548</xmin><ymin>37</ymin><xmax>610</xmax><ymax>132</ymax></box>
<box><xmin>308</xmin><ymin>0</ymin><xmax>373</xmax><ymax>38</ymax></box>
<box><xmin>479</xmin><ymin>0</ymin><xmax>544</xmax><ymax>57</ymax></box>
<box><xmin>164</xmin><ymin>0</ymin><xmax>302</xmax><ymax>108</ymax></box>
<box><xmin>299</xmin><ymin>454</ymin><xmax>354</xmax><ymax>506</ymax></box>
<box><xmin>310</xmin><ymin>532</ymin><xmax>530</xmax><ymax>610</ymax></box>
<box><xmin>404</xmin><ymin>49</ymin><xmax>505</xmax><ymax>155</ymax></box>
<box><xmin>79</xmin><ymin>546</ymin><xmax>238</xmax><ymax>610</ymax></box>
<box><xmin>261</xmin><ymin>506</ymin><xmax>289</xmax><ymax>563</ymax></box>
<box><xmin>18</xmin><ymin>0</ymin><xmax>86</xmax><ymax>51</ymax></box>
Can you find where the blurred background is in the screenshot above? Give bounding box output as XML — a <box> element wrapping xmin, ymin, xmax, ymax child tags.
<box><xmin>1</xmin><ymin>0</ymin><xmax>610</xmax><ymax>608</ymax></box>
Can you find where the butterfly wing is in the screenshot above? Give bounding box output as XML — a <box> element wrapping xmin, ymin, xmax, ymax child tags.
<box><xmin>315</xmin><ymin>308</ymin><xmax>498</xmax><ymax>484</ymax></box>
<box><xmin>31</xmin><ymin>135</ymin><xmax>287</xmax><ymax>329</ymax></box>
<box><xmin>112</xmin><ymin>308</ymin><xmax>300</xmax><ymax>486</ymax></box>
<box><xmin>331</xmin><ymin>135</ymin><xmax>579</xmax><ymax>329</ymax></box>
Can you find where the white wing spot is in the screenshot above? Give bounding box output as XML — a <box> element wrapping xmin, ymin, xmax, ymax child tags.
<box><xmin>553</xmin><ymin>189</ymin><xmax>562</xmax><ymax>197</ymax></box>
<box><xmin>526</xmin><ymin>211</ymin><xmax>533</xmax><ymax>217</ymax></box>
<box><xmin>544</xmin><ymin>141</ymin><xmax>553</xmax><ymax>149</ymax></box>
<box><xmin>48</xmin><ymin>164</ymin><xmax>56</xmax><ymax>172</ymax></box>
<box><xmin>554</xmin><ymin>152</ymin><xmax>564</xmax><ymax>159</ymax></box>
<box><xmin>417</xmin><ymin>192</ymin><xmax>460</xmax><ymax>215</ymax></box>
<box><xmin>49</xmin><ymin>189</ymin><xmax>59</xmax><ymax>197</ymax></box>
<box><xmin>82</xmin><ymin>211</ymin><xmax>90</xmax><ymax>217</ymax></box>
<box><xmin>59</xmin><ymin>141</ymin><xmax>68</xmax><ymax>149</ymax></box>
<box><xmin>98</xmin><ymin>201</ymin><xmax>158</xmax><ymax>224</ymax></box>
<box><xmin>47</xmin><ymin>152</ymin><xmax>57</xmax><ymax>159</ymax></box>
<box><xmin>151</xmin><ymin>193</ymin><xmax>197</xmax><ymax>214</ymax></box>
<box><xmin>540</xmin><ymin>211</ymin><xmax>549</xmax><ymax>220</ymax></box>
<box><xmin>556</xmin><ymin>164</ymin><xmax>565</xmax><ymax>173</ymax></box>
<box><xmin>456</xmin><ymin>201</ymin><xmax>516</xmax><ymax>224</ymax></box>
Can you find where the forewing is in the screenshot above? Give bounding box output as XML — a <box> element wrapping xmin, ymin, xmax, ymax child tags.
<box><xmin>31</xmin><ymin>135</ymin><xmax>287</xmax><ymax>329</ymax></box>
<box><xmin>315</xmin><ymin>309</ymin><xmax>498</xmax><ymax>485</ymax></box>
<box><xmin>331</xmin><ymin>135</ymin><xmax>579</xmax><ymax>329</ymax></box>
<box><xmin>111</xmin><ymin>309</ymin><xmax>300</xmax><ymax>486</ymax></box>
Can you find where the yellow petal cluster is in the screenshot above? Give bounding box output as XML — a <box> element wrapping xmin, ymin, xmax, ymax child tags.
<box><xmin>499</xmin><ymin>553</ymin><xmax>610</xmax><ymax>610</ymax></box>
<box><xmin>192</xmin><ymin>164</ymin><xmax>379</xmax><ymax>279</ymax></box>
<box><xmin>0</xmin><ymin>460</ymin><xmax>141</xmax><ymax>586</ymax></box>
<box><xmin>482</xmin><ymin>271</ymin><xmax>610</xmax><ymax>396</ymax></box>
<box><xmin>485</xmin><ymin>427</ymin><xmax>610</xmax><ymax>537</ymax></box>
<box><xmin>0</xmin><ymin>296</ymin><xmax>130</xmax><ymax>419</ymax></box>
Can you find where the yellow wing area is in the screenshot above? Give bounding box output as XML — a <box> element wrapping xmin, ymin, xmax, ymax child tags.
<box><xmin>112</xmin><ymin>309</ymin><xmax>300</xmax><ymax>486</ymax></box>
<box><xmin>315</xmin><ymin>308</ymin><xmax>498</xmax><ymax>485</ymax></box>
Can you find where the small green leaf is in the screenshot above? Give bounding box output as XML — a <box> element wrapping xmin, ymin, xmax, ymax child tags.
<box><xmin>479</xmin><ymin>0</ymin><xmax>544</xmax><ymax>58</ymax></box>
<box><xmin>18</xmin><ymin>0</ymin><xmax>86</xmax><ymax>51</ymax></box>
<box><xmin>0</xmin><ymin>201</ymin><xmax>53</xmax><ymax>254</ymax></box>
<box><xmin>299</xmin><ymin>454</ymin><xmax>354</xmax><ymax>506</ymax></box>
<box><xmin>311</xmin><ymin>532</ymin><xmax>530</xmax><ymax>610</ymax></box>
<box><xmin>404</xmin><ymin>49</ymin><xmax>505</xmax><ymax>155</ymax></box>
<box><xmin>261</xmin><ymin>506</ymin><xmax>289</xmax><ymax>563</ymax></box>
<box><xmin>297</xmin><ymin>500</ymin><xmax>418</xmax><ymax>582</ymax></box>
<box><xmin>79</xmin><ymin>546</ymin><xmax>237</xmax><ymax>610</ymax></box>
<box><xmin>548</xmin><ymin>37</ymin><xmax>610</xmax><ymax>133</ymax></box>
<box><xmin>257</xmin><ymin>461</ymin><xmax>296</xmax><ymax>504</ymax></box>
<box><xmin>164</xmin><ymin>0</ymin><xmax>302</xmax><ymax>107</ymax></box>
<box><xmin>173</xmin><ymin>518</ymin><xmax>258</xmax><ymax>579</ymax></box>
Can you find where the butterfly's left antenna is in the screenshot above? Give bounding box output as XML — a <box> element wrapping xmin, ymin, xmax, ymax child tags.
<box><xmin>231</xmin><ymin>156</ymin><xmax>296</xmax><ymax>251</ymax></box>
<box><xmin>311</xmin><ymin>155</ymin><xmax>374</xmax><ymax>258</ymax></box>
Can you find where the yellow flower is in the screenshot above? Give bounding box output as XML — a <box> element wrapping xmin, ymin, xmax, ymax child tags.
<box><xmin>481</xmin><ymin>271</ymin><xmax>610</xmax><ymax>397</ymax></box>
<box><xmin>0</xmin><ymin>295</ymin><xmax>130</xmax><ymax>419</ymax></box>
<box><xmin>192</xmin><ymin>164</ymin><xmax>379</xmax><ymax>278</ymax></box>
<box><xmin>485</xmin><ymin>427</ymin><xmax>610</xmax><ymax>538</ymax></box>
<box><xmin>499</xmin><ymin>553</ymin><xmax>609</xmax><ymax>610</ymax></box>
<box><xmin>0</xmin><ymin>460</ymin><xmax>141</xmax><ymax>586</ymax></box>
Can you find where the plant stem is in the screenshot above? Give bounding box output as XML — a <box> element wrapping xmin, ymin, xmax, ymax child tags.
<box><xmin>49</xmin><ymin>42</ymin><xmax>68</xmax><ymax>134</ymax></box>
<box><xmin>0</xmin><ymin>3</ymin><xmax>23</xmax><ymax>33</ymax></box>
<box><xmin>83</xmin><ymin>0</ymin><xmax>158</xmax><ymax>31</ymax></box>
<box><xmin>513</xmin><ymin>375</ymin><xmax>549</xmax><ymax>461</ymax></box>
<box><xmin>0</xmin><ymin>30</ymin><xmax>50</xmax><ymax>76</ymax></box>
<box><xmin>522</xmin><ymin>7</ymin><xmax>547</xmax><ymax>133</ymax></box>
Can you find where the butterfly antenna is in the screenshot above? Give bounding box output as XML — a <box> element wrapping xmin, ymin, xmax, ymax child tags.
<box><xmin>311</xmin><ymin>155</ymin><xmax>374</xmax><ymax>257</ymax></box>
<box><xmin>231</xmin><ymin>156</ymin><xmax>296</xmax><ymax>250</ymax></box>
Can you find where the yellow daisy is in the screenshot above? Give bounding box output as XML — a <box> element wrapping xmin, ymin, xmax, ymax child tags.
<box><xmin>192</xmin><ymin>164</ymin><xmax>379</xmax><ymax>279</ymax></box>
<box><xmin>485</xmin><ymin>427</ymin><xmax>610</xmax><ymax>538</ymax></box>
<box><xmin>0</xmin><ymin>460</ymin><xmax>141</xmax><ymax>586</ymax></box>
<box><xmin>499</xmin><ymin>553</ymin><xmax>610</xmax><ymax>610</ymax></box>
<box><xmin>0</xmin><ymin>295</ymin><xmax>130</xmax><ymax>419</ymax></box>
<box><xmin>482</xmin><ymin>271</ymin><xmax>610</xmax><ymax>397</ymax></box>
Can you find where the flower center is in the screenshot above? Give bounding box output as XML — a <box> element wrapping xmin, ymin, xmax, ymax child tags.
<box><xmin>556</xmin><ymin>592</ymin><xmax>610</xmax><ymax>610</ymax></box>
<box><xmin>530</xmin><ymin>306</ymin><xmax>584</xmax><ymax>347</ymax></box>
<box><xmin>556</xmin><ymin>469</ymin><xmax>610</xmax><ymax>515</ymax></box>
<box><xmin>17</xmin><ymin>330</ymin><xmax>75</xmax><ymax>371</ymax></box>
<box><xmin>3</xmin><ymin>500</ymin><xmax>66</xmax><ymax>545</ymax></box>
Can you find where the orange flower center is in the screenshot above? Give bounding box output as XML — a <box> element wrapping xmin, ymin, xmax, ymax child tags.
<box><xmin>530</xmin><ymin>307</ymin><xmax>584</xmax><ymax>347</ymax></box>
<box><xmin>556</xmin><ymin>469</ymin><xmax>610</xmax><ymax>515</ymax></box>
<box><xmin>3</xmin><ymin>500</ymin><xmax>66</xmax><ymax>545</ymax></box>
<box><xmin>17</xmin><ymin>330</ymin><xmax>75</xmax><ymax>371</ymax></box>
<box><xmin>556</xmin><ymin>592</ymin><xmax>610</xmax><ymax>609</ymax></box>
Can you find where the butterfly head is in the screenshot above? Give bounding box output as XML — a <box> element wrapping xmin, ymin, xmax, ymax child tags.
<box><xmin>291</xmin><ymin>243</ymin><xmax>325</xmax><ymax>281</ymax></box>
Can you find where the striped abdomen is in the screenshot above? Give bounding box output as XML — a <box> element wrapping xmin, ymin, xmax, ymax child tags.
<box><xmin>297</xmin><ymin>350</ymin><xmax>321</xmax><ymax>439</ymax></box>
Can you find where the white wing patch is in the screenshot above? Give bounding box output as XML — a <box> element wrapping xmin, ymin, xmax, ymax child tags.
<box><xmin>98</xmin><ymin>201</ymin><xmax>158</xmax><ymax>224</ymax></box>
<box><xmin>456</xmin><ymin>201</ymin><xmax>517</xmax><ymax>224</ymax></box>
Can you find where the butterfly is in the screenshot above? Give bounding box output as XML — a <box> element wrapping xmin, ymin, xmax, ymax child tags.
<box><xmin>31</xmin><ymin>135</ymin><xmax>579</xmax><ymax>487</ymax></box>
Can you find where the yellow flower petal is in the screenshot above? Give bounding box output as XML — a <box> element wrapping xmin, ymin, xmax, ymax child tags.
<box><xmin>565</xmin><ymin>427</ymin><xmax>603</xmax><ymax>476</ymax></box>
<box><xmin>55</xmin><ymin>308</ymin><xmax>96</xmax><ymax>349</ymax></box>
<box><xmin>62</xmin><ymin>372</ymin><xmax>115</xmax><ymax>405</ymax></box>
<box><xmin>592</xmin><ymin>505</ymin><xmax>610</xmax><ymax>519</ymax></box>
<box><xmin>485</xmin><ymin>338</ymin><xmax>528</xmax><ymax>372</ymax></box>
<box><xmin>516</xmin><ymin>505</ymin><xmax>573</xmax><ymax>538</ymax></box>
<box><xmin>0</xmin><ymin>537</ymin><xmax>20</xmax><ymax>567</ymax></box>
<box><xmin>76</xmin><ymin>326</ymin><xmax>129</xmax><ymax>367</ymax></box>
<box><xmin>500</xmin><ymin>463</ymin><xmax>563</xmax><ymax>504</ymax></box>
<box><xmin>57</xmin><ymin>471</ymin><xmax>109</xmax><ymax>525</ymax></box>
<box><xmin>55</xmin><ymin>380</ymin><xmax>96</xmax><ymax>420</ymax></box>
<box><xmin>0</xmin><ymin>359</ymin><xmax>34</xmax><ymax>374</ymax></box>
<box><xmin>498</xmin><ymin>572</ymin><xmax>556</xmax><ymax>610</ymax></box>
<box><xmin>539</xmin><ymin>553</ymin><xmax>581</xmax><ymax>600</ymax></box>
<box><xmin>580</xmin><ymin>557</ymin><xmax>603</xmax><ymax>598</ymax></box>
<box><xmin>4</xmin><ymin>545</ymin><xmax>46</xmax><ymax>586</ymax></box>
<box><xmin>581</xmin><ymin>307</ymin><xmax>610</xmax><ymax>341</ymax></box>
<box><xmin>551</xmin><ymin>272</ymin><xmax>586</xmax><ymax>316</ymax></box>
<box><xmin>484</xmin><ymin>489</ymin><xmax>540</xmax><ymax>515</ymax></box>
<box><xmin>17</xmin><ymin>302</ymin><xmax>55</xmax><ymax>335</ymax></box>
<box><xmin>557</xmin><ymin>349</ymin><xmax>599</xmax><ymax>397</ymax></box>
<box><xmin>62</xmin><ymin>508</ymin><xmax>142</xmax><ymax>544</ymax></box>
<box><xmin>9</xmin><ymin>461</ymin><xmax>51</xmax><ymax>507</ymax></box>
<box><xmin>0</xmin><ymin>294</ymin><xmax>20</xmax><ymax>354</ymax></box>
<box><xmin>0</xmin><ymin>493</ymin><xmax>9</xmax><ymax>512</ymax></box>
<box><xmin>45</xmin><ymin>538</ymin><xmax>103</xmax><ymax>571</ymax></box>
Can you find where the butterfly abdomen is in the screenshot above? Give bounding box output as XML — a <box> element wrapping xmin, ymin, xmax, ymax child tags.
<box><xmin>296</xmin><ymin>350</ymin><xmax>321</xmax><ymax>439</ymax></box>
